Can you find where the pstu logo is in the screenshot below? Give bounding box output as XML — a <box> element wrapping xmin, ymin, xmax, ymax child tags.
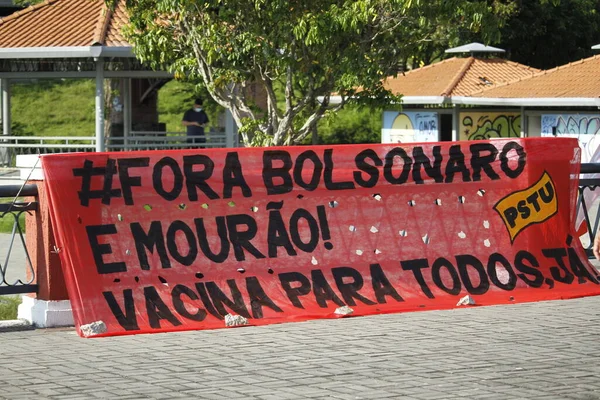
<box><xmin>493</xmin><ymin>171</ymin><xmax>557</xmax><ymax>243</ymax></box>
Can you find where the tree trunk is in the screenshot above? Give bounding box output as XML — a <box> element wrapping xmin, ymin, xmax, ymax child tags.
<box><xmin>103</xmin><ymin>79</ymin><xmax>125</xmax><ymax>147</ymax></box>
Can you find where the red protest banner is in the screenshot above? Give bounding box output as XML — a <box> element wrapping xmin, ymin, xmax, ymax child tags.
<box><xmin>41</xmin><ymin>138</ymin><xmax>600</xmax><ymax>337</ymax></box>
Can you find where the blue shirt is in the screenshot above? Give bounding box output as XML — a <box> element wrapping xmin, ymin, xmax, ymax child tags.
<box><xmin>183</xmin><ymin>109</ymin><xmax>209</xmax><ymax>136</ymax></box>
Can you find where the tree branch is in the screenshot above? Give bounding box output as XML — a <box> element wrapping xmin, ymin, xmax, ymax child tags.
<box><xmin>292</xmin><ymin>93</ymin><xmax>338</xmax><ymax>145</ymax></box>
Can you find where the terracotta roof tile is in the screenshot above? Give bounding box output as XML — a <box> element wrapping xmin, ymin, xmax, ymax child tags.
<box><xmin>453</xmin><ymin>58</ymin><xmax>540</xmax><ymax>96</ymax></box>
<box><xmin>104</xmin><ymin>1</ymin><xmax>128</xmax><ymax>46</ymax></box>
<box><xmin>472</xmin><ymin>55</ymin><xmax>600</xmax><ymax>98</ymax></box>
<box><xmin>383</xmin><ymin>57</ymin><xmax>539</xmax><ymax>97</ymax></box>
<box><xmin>441</xmin><ymin>57</ymin><xmax>474</xmax><ymax>96</ymax></box>
<box><xmin>0</xmin><ymin>0</ymin><xmax>129</xmax><ymax>47</ymax></box>
<box><xmin>383</xmin><ymin>58</ymin><xmax>470</xmax><ymax>96</ymax></box>
<box><xmin>92</xmin><ymin>5</ymin><xmax>111</xmax><ymax>45</ymax></box>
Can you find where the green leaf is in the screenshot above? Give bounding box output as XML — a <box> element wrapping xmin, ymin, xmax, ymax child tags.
<box><xmin>122</xmin><ymin>0</ymin><xmax>515</xmax><ymax>146</ymax></box>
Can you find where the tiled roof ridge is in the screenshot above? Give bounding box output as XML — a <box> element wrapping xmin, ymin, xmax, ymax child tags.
<box><xmin>472</xmin><ymin>54</ymin><xmax>600</xmax><ymax>96</ymax></box>
<box><xmin>494</xmin><ymin>58</ymin><xmax>541</xmax><ymax>73</ymax></box>
<box><xmin>395</xmin><ymin>56</ymin><xmax>461</xmax><ymax>77</ymax></box>
<box><xmin>0</xmin><ymin>0</ymin><xmax>58</xmax><ymax>25</ymax></box>
<box><xmin>92</xmin><ymin>4</ymin><xmax>112</xmax><ymax>45</ymax></box>
<box><xmin>526</xmin><ymin>54</ymin><xmax>600</xmax><ymax>78</ymax></box>
<box><xmin>441</xmin><ymin>56</ymin><xmax>473</xmax><ymax>96</ymax></box>
<box><xmin>468</xmin><ymin>76</ymin><xmax>528</xmax><ymax>96</ymax></box>
<box><xmin>469</xmin><ymin>60</ymin><xmax>548</xmax><ymax>96</ymax></box>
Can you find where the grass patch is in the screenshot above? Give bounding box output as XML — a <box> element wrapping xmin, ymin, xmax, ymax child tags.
<box><xmin>12</xmin><ymin>79</ymin><xmax>95</xmax><ymax>137</ymax></box>
<box><xmin>12</xmin><ymin>78</ymin><xmax>224</xmax><ymax>136</ymax></box>
<box><xmin>0</xmin><ymin>198</ymin><xmax>27</xmax><ymax>234</ymax></box>
<box><xmin>0</xmin><ymin>214</ymin><xmax>24</xmax><ymax>234</ymax></box>
<box><xmin>158</xmin><ymin>79</ymin><xmax>224</xmax><ymax>132</ymax></box>
<box><xmin>0</xmin><ymin>296</ymin><xmax>21</xmax><ymax>320</ymax></box>
<box><xmin>10</xmin><ymin>77</ymin><xmax>377</xmax><ymax>144</ymax></box>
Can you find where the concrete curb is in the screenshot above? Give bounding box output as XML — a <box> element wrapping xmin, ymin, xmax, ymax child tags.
<box><xmin>0</xmin><ymin>319</ymin><xmax>34</xmax><ymax>333</ymax></box>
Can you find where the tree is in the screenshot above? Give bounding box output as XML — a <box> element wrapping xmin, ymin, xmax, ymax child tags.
<box><xmin>316</xmin><ymin>105</ymin><xmax>383</xmax><ymax>144</ymax></box>
<box><xmin>122</xmin><ymin>0</ymin><xmax>513</xmax><ymax>146</ymax></box>
<box><xmin>418</xmin><ymin>0</ymin><xmax>600</xmax><ymax>70</ymax></box>
<box><xmin>497</xmin><ymin>0</ymin><xmax>600</xmax><ymax>69</ymax></box>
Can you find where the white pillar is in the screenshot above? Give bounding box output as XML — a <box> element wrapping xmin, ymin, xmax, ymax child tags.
<box><xmin>452</xmin><ymin>105</ymin><xmax>460</xmax><ymax>141</ymax></box>
<box><xmin>520</xmin><ymin>106</ymin><xmax>526</xmax><ymax>138</ymax></box>
<box><xmin>123</xmin><ymin>78</ymin><xmax>131</xmax><ymax>149</ymax></box>
<box><xmin>0</xmin><ymin>79</ymin><xmax>3</xmax><ymax>130</ymax></box>
<box><xmin>225</xmin><ymin>109</ymin><xmax>236</xmax><ymax>148</ymax></box>
<box><xmin>2</xmin><ymin>78</ymin><xmax>10</xmax><ymax>136</ymax></box>
<box><xmin>95</xmin><ymin>58</ymin><xmax>105</xmax><ymax>152</ymax></box>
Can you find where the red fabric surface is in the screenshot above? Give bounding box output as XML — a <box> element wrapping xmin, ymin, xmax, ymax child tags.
<box><xmin>41</xmin><ymin>138</ymin><xmax>600</xmax><ymax>337</ymax></box>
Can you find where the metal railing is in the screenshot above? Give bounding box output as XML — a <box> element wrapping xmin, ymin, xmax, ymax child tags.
<box><xmin>106</xmin><ymin>130</ymin><xmax>233</xmax><ymax>150</ymax></box>
<box><xmin>0</xmin><ymin>130</ymin><xmax>238</xmax><ymax>166</ymax></box>
<box><xmin>0</xmin><ymin>184</ymin><xmax>38</xmax><ymax>295</ymax></box>
<box><xmin>577</xmin><ymin>163</ymin><xmax>600</xmax><ymax>257</ymax></box>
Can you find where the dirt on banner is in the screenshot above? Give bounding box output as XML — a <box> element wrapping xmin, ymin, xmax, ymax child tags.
<box><xmin>41</xmin><ymin>138</ymin><xmax>600</xmax><ymax>337</ymax></box>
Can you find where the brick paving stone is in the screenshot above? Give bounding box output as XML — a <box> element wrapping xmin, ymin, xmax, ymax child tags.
<box><xmin>2</xmin><ymin>295</ymin><xmax>600</xmax><ymax>399</ymax></box>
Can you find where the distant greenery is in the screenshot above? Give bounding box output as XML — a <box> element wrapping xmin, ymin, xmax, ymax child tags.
<box><xmin>11</xmin><ymin>78</ymin><xmax>379</xmax><ymax>144</ymax></box>
<box><xmin>157</xmin><ymin>79</ymin><xmax>224</xmax><ymax>132</ymax></box>
<box><xmin>0</xmin><ymin>296</ymin><xmax>21</xmax><ymax>320</ymax></box>
<box><xmin>13</xmin><ymin>0</ymin><xmax>42</xmax><ymax>6</ymax></box>
<box><xmin>11</xmin><ymin>78</ymin><xmax>224</xmax><ymax>137</ymax></box>
<box><xmin>12</xmin><ymin>79</ymin><xmax>95</xmax><ymax>137</ymax></box>
<box><xmin>316</xmin><ymin>105</ymin><xmax>383</xmax><ymax>145</ymax></box>
<box><xmin>0</xmin><ymin>197</ymin><xmax>27</xmax><ymax>234</ymax></box>
<box><xmin>125</xmin><ymin>0</ymin><xmax>510</xmax><ymax>146</ymax></box>
<box><xmin>0</xmin><ymin>214</ymin><xmax>24</xmax><ymax>234</ymax></box>
<box><xmin>161</xmin><ymin>80</ymin><xmax>383</xmax><ymax>143</ymax></box>
<box><xmin>158</xmin><ymin>80</ymin><xmax>200</xmax><ymax>132</ymax></box>
<box><xmin>497</xmin><ymin>0</ymin><xmax>600</xmax><ymax>69</ymax></box>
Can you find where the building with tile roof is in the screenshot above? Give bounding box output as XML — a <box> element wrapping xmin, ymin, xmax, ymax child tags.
<box><xmin>329</xmin><ymin>45</ymin><xmax>600</xmax><ymax>149</ymax></box>
<box><xmin>0</xmin><ymin>0</ymin><xmax>598</xmax><ymax>152</ymax></box>
<box><xmin>330</xmin><ymin>52</ymin><xmax>542</xmax><ymax>143</ymax></box>
<box><xmin>382</xmin><ymin>57</ymin><xmax>540</xmax><ymax>99</ymax></box>
<box><xmin>0</xmin><ymin>0</ymin><xmax>129</xmax><ymax>50</ymax></box>
<box><xmin>452</xmin><ymin>53</ymin><xmax>600</xmax><ymax>161</ymax></box>
<box><xmin>0</xmin><ymin>0</ymin><xmax>228</xmax><ymax>153</ymax></box>
<box><xmin>447</xmin><ymin>48</ymin><xmax>600</xmax><ymax>144</ymax></box>
<box><xmin>461</xmin><ymin>55</ymin><xmax>600</xmax><ymax>106</ymax></box>
<box><xmin>0</xmin><ymin>0</ymin><xmax>239</xmax><ymax>153</ymax></box>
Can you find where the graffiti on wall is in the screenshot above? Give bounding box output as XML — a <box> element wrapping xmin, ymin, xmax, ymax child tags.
<box><xmin>541</xmin><ymin>114</ymin><xmax>600</xmax><ymax>231</ymax></box>
<box><xmin>541</xmin><ymin>114</ymin><xmax>600</xmax><ymax>161</ymax></box>
<box><xmin>382</xmin><ymin>111</ymin><xmax>438</xmax><ymax>143</ymax></box>
<box><xmin>459</xmin><ymin>112</ymin><xmax>521</xmax><ymax>141</ymax></box>
<box><xmin>541</xmin><ymin>114</ymin><xmax>600</xmax><ymax>137</ymax></box>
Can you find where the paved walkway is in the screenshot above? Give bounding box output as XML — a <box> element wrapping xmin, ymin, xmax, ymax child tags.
<box><xmin>0</xmin><ymin>232</ymin><xmax>29</xmax><ymax>286</ymax></box>
<box><xmin>1</xmin><ymin>295</ymin><xmax>600</xmax><ymax>399</ymax></box>
<box><xmin>2</xmin><ymin>216</ymin><xmax>600</xmax><ymax>399</ymax></box>
<box><xmin>0</xmin><ymin>168</ymin><xmax>23</xmax><ymax>186</ymax></box>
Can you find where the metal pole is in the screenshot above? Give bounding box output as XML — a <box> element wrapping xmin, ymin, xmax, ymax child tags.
<box><xmin>2</xmin><ymin>78</ymin><xmax>11</xmax><ymax>136</ymax></box>
<box><xmin>123</xmin><ymin>77</ymin><xmax>131</xmax><ymax>149</ymax></box>
<box><xmin>0</xmin><ymin>79</ymin><xmax>3</xmax><ymax>131</ymax></box>
<box><xmin>520</xmin><ymin>106</ymin><xmax>526</xmax><ymax>138</ymax></box>
<box><xmin>95</xmin><ymin>58</ymin><xmax>105</xmax><ymax>152</ymax></box>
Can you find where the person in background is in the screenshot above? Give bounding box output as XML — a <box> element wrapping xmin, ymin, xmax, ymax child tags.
<box><xmin>182</xmin><ymin>98</ymin><xmax>209</xmax><ymax>147</ymax></box>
